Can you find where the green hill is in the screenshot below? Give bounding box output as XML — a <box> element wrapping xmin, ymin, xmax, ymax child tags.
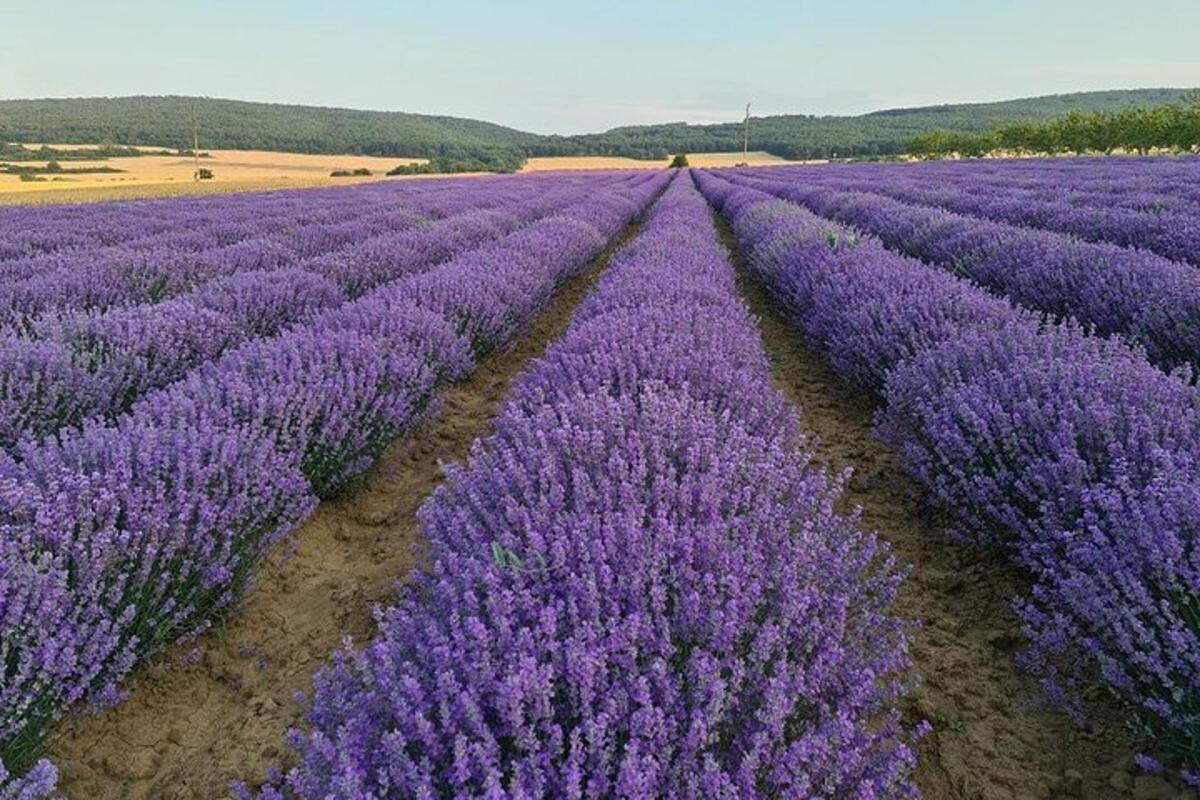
<box><xmin>0</xmin><ymin>95</ymin><xmax>539</xmax><ymax>169</ymax></box>
<box><xmin>543</xmin><ymin>89</ymin><xmax>1197</xmax><ymax>159</ymax></box>
<box><xmin>0</xmin><ymin>89</ymin><xmax>1194</xmax><ymax>167</ymax></box>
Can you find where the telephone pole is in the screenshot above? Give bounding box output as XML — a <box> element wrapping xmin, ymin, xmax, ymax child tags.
<box><xmin>743</xmin><ymin>102</ymin><xmax>751</xmax><ymax>162</ymax></box>
<box><xmin>191</xmin><ymin>102</ymin><xmax>201</xmax><ymax>181</ymax></box>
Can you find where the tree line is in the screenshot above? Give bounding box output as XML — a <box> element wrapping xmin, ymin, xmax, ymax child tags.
<box><xmin>909</xmin><ymin>97</ymin><xmax>1200</xmax><ymax>158</ymax></box>
<box><xmin>2</xmin><ymin>90</ymin><xmax>1196</xmax><ymax>173</ymax></box>
<box><xmin>0</xmin><ymin>142</ymin><xmax>173</xmax><ymax>161</ymax></box>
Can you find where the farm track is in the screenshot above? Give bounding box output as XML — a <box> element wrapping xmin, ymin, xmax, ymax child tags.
<box><xmin>46</xmin><ymin>217</ymin><xmax>646</xmax><ymax>800</ymax></box>
<box><xmin>712</xmin><ymin>211</ymin><xmax>1161</xmax><ymax>800</ymax></box>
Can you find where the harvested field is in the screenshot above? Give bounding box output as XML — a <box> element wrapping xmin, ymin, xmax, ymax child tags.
<box><xmin>0</xmin><ymin>148</ymin><xmax>428</xmax><ymax>203</ymax></box>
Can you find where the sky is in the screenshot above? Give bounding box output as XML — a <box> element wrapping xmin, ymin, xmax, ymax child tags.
<box><xmin>3</xmin><ymin>0</ymin><xmax>1198</xmax><ymax>134</ymax></box>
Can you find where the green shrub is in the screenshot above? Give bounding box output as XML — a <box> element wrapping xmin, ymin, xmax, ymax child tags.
<box><xmin>386</xmin><ymin>163</ymin><xmax>428</xmax><ymax>176</ymax></box>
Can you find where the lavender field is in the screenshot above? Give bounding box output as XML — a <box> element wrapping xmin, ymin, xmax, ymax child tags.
<box><xmin>2</xmin><ymin>158</ymin><xmax>1199</xmax><ymax>799</ymax></box>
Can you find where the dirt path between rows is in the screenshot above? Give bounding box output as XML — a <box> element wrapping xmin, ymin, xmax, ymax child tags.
<box><xmin>47</xmin><ymin>221</ymin><xmax>642</xmax><ymax>800</ymax></box>
<box><xmin>714</xmin><ymin>214</ymin><xmax>1182</xmax><ymax>800</ymax></box>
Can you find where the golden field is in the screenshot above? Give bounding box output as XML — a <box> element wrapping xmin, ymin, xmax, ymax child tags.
<box><xmin>0</xmin><ymin>148</ymin><xmax>427</xmax><ymax>204</ymax></box>
<box><xmin>0</xmin><ymin>147</ymin><xmax>806</xmax><ymax>205</ymax></box>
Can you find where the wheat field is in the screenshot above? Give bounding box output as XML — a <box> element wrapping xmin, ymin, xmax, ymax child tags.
<box><xmin>0</xmin><ymin>148</ymin><xmax>427</xmax><ymax>204</ymax></box>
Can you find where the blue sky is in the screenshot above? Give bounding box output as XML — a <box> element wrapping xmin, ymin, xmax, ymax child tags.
<box><xmin>3</xmin><ymin>0</ymin><xmax>1197</xmax><ymax>134</ymax></box>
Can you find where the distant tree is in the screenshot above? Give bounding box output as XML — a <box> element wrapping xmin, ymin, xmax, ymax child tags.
<box><xmin>669</xmin><ymin>154</ymin><xmax>689</xmax><ymax>168</ymax></box>
<box><xmin>197</xmin><ymin>168</ymin><xmax>214</xmax><ymax>180</ymax></box>
<box><xmin>908</xmin><ymin>103</ymin><xmax>1200</xmax><ymax>158</ymax></box>
<box><xmin>387</xmin><ymin>162</ymin><xmax>431</xmax><ymax>176</ymax></box>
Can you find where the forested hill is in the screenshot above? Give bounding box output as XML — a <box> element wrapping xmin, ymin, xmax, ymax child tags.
<box><xmin>0</xmin><ymin>96</ymin><xmax>540</xmax><ymax>169</ymax></box>
<box><xmin>0</xmin><ymin>88</ymin><xmax>1193</xmax><ymax>166</ymax></box>
<box><xmin>540</xmin><ymin>89</ymin><xmax>1197</xmax><ymax>159</ymax></box>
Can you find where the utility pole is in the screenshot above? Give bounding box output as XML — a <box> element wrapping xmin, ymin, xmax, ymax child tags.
<box><xmin>743</xmin><ymin>102</ymin><xmax>751</xmax><ymax>162</ymax></box>
<box><xmin>191</xmin><ymin>101</ymin><xmax>201</xmax><ymax>181</ymax></box>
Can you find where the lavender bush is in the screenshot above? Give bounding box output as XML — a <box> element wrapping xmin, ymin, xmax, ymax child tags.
<box><xmin>0</xmin><ymin>174</ymin><xmax>656</xmax><ymax>457</ymax></box>
<box><xmin>729</xmin><ymin>168</ymin><xmax>1200</xmax><ymax>372</ymax></box>
<box><xmin>0</xmin><ymin>172</ymin><xmax>629</xmax><ymax>333</ymax></box>
<box><xmin>0</xmin><ymin>172</ymin><xmax>667</xmax><ymax>793</ymax></box>
<box><xmin>753</xmin><ymin>157</ymin><xmax>1200</xmax><ymax>264</ymax></box>
<box><xmin>1</xmin><ymin>419</ymin><xmax>316</xmax><ymax>780</ymax></box>
<box><xmin>0</xmin><ymin>337</ymin><xmax>102</xmax><ymax>450</ymax></box>
<box><xmin>696</xmin><ymin>168</ymin><xmax>1200</xmax><ymax>777</ymax></box>
<box><xmin>251</xmin><ymin>174</ymin><xmax>919</xmax><ymax>799</ymax></box>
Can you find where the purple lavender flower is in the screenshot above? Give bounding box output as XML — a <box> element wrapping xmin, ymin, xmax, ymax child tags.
<box><xmin>697</xmin><ymin>166</ymin><xmax>1200</xmax><ymax>776</ymax></box>
<box><xmin>0</xmin><ymin>171</ymin><xmax>669</xmax><ymax>790</ymax></box>
<box><xmin>258</xmin><ymin>173</ymin><xmax>919</xmax><ymax>799</ymax></box>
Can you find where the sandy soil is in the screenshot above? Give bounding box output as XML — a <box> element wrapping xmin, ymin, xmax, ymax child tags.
<box><xmin>0</xmin><ymin>148</ymin><xmax>426</xmax><ymax>197</ymax></box>
<box><xmin>521</xmin><ymin>151</ymin><xmax>793</xmax><ymax>171</ymax></box>
<box><xmin>716</xmin><ymin>213</ymin><xmax>1189</xmax><ymax>800</ymax></box>
<box><xmin>46</xmin><ymin>218</ymin><xmax>644</xmax><ymax>800</ymax></box>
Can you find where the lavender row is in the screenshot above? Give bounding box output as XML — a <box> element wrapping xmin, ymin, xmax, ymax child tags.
<box><xmin>0</xmin><ymin>183</ymin><xmax>372</xmax><ymax>262</ymax></box>
<box><xmin>726</xmin><ymin>170</ymin><xmax>1200</xmax><ymax>372</ymax></box>
<box><xmin>756</xmin><ymin>162</ymin><xmax>1200</xmax><ymax>265</ymax></box>
<box><xmin>0</xmin><ymin>207</ymin><xmax>417</xmax><ymax>326</ymax></box>
<box><xmin>886</xmin><ymin>162</ymin><xmax>1200</xmax><ymax>215</ymax></box>
<box><xmin>0</xmin><ymin>172</ymin><xmax>667</xmax><ymax>793</ymax></box>
<box><xmin>0</xmin><ymin>175</ymin><xmax>539</xmax><ymax>265</ymax></box>
<box><xmin>696</xmin><ymin>169</ymin><xmax>1200</xmax><ymax>780</ymax></box>
<box><xmin>814</xmin><ymin>157</ymin><xmax>1200</xmax><ymax>212</ymax></box>
<box><xmin>242</xmin><ymin>172</ymin><xmax>919</xmax><ymax>800</ymax></box>
<box><xmin>0</xmin><ymin>185</ymin><xmax>428</xmax><ymax>284</ymax></box>
<box><xmin>0</xmin><ymin>175</ymin><xmax>622</xmax><ymax>332</ymax></box>
<box><xmin>866</xmin><ymin>156</ymin><xmax>1200</xmax><ymax>208</ymax></box>
<box><xmin>0</xmin><ymin>174</ymin><xmax>636</xmax><ymax>453</ymax></box>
